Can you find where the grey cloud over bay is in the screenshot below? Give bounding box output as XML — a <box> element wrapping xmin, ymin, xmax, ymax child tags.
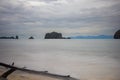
<box><xmin>0</xmin><ymin>0</ymin><xmax>120</xmax><ymax>38</ymax></box>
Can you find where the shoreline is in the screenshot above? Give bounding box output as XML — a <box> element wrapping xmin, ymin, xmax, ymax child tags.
<box><xmin>0</xmin><ymin>68</ymin><xmax>60</xmax><ymax>80</ymax></box>
<box><xmin>0</xmin><ymin>62</ymin><xmax>78</xmax><ymax>80</ymax></box>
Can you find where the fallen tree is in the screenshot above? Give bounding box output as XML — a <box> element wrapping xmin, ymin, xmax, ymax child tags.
<box><xmin>0</xmin><ymin>62</ymin><xmax>78</xmax><ymax>80</ymax></box>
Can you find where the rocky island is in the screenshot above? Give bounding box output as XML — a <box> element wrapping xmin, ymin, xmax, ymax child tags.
<box><xmin>29</xmin><ymin>36</ymin><xmax>34</xmax><ymax>39</ymax></box>
<box><xmin>0</xmin><ymin>36</ymin><xmax>19</xmax><ymax>39</ymax></box>
<box><xmin>44</xmin><ymin>32</ymin><xmax>70</xmax><ymax>39</ymax></box>
<box><xmin>114</xmin><ymin>30</ymin><xmax>120</xmax><ymax>39</ymax></box>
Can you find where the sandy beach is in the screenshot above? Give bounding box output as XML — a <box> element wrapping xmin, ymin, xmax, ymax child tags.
<box><xmin>0</xmin><ymin>63</ymin><xmax>78</xmax><ymax>80</ymax></box>
<box><xmin>0</xmin><ymin>67</ymin><xmax>61</xmax><ymax>80</ymax></box>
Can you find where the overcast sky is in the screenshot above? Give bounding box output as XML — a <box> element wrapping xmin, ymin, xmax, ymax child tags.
<box><xmin>0</xmin><ymin>0</ymin><xmax>120</xmax><ymax>38</ymax></box>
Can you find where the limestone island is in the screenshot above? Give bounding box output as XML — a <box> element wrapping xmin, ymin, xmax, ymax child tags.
<box><xmin>29</xmin><ymin>36</ymin><xmax>34</xmax><ymax>39</ymax></box>
<box><xmin>44</xmin><ymin>32</ymin><xmax>70</xmax><ymax>39</ymax></box>
<box><xmin>114</xmin><ymin>30</ymin><xmax>120</xmax><ymax>39</ymax></box>
<box><xmin>0</xmin><ymin>36</ymin><xmax>19</xmax><ymax>39</ymax></box>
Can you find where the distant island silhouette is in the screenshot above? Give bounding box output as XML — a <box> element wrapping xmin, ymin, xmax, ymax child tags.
<box><xmin>1</xmin><ymin>30</ymin><xmax>120</xmax><ymax>39</ymax></box>
<box><xmin>29</xmin><ymin>36</ymin><xmax>34</xmax><ymax>39</ymax></box>
<box><xmin>114</xmin><ymin>30</ymin><xmax>120</xmax><ymax>39</ymax></box>
<box><xmin>0</xmin><ymin>36</ymin><xmax>19</xmax><ymax>39</ymax></box>
<box><xmin>71</xmin><ymin>35</ymin><xmax>113</xmax><ymax>39</ymax></box>
<box><xmin>44</xmin><ymin>32</ymin><xmax>70</xmax><ymax>39</ymax></box>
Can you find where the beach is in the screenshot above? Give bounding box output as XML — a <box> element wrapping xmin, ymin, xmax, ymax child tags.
<box><xmin>0</xmin><ymin>67</ymin><xmax>61</xmax><ymax>80</ymax></box>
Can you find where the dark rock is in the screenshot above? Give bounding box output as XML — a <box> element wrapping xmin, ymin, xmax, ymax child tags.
<box><xmin>29</xmin><ymin>36</ymin><xmax>34</xmax><ymax>39</ymax></box>
<box><xmin>0</xmin><ymin>36</ymin><xmax>15</xmax><ymax>39</ymax></box>
<box><xmin>16</xmin><ymin>36</ymin><xmax>19</xmax><ymax>39</ymax></box>
<box><xmin>0</xmin><ymin>36</ymin><xmax>19</xmax><ymax>39</ymax></box>
<box><xmin>45</xmin><ymin>32</ymin><xmax>63</xmax><ymax>39</ymax></box>
<box><xmin>114</xmin><ymin>30</ymin><xmax>120</xmax><ymax>39</ymax></box>
<box><xmin>44</xmin><ymin>32</ymin><xmax>71</xmax><ymax>39</ymax></box>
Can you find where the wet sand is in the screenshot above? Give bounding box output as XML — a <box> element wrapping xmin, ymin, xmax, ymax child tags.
<box><xmin>0</xmin><ymin>62</ymin><xmax>78</xmax><ymax>80</ymax></box>
<box><xmin>0</xmin><ymin>68</ymin><xmax>61</xmax><ymax>80</ymax></box>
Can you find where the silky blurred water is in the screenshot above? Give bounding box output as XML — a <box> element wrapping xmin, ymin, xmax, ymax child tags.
<box><xmin>0</xmin><ymin>39</ymin><xmax>120</xmax><ymax>80</ymax></box>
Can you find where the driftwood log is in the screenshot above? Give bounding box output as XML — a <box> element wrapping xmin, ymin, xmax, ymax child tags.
<box><xmin>0</xmin><ymin>62</ymin><xmax>79</xmax><ymax>80</ymax></box>
<box><xmin>0</xmin><ymin>68</ymin><xmax>16</xmax><ymax>80</ymax></box>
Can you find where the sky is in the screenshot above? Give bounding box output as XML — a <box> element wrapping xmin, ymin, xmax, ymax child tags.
<box><xmin>0</xmin><ymin>0</ymin><xmax>120</xmax><ymax>38</ymax></box>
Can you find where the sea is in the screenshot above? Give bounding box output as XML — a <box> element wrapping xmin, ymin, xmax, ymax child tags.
<box><xmin>0</xmin><ymin>39</ymin><xmax>120</xmax><ymax>80</ymax></box>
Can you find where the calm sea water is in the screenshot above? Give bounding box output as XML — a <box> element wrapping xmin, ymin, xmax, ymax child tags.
<box><xmin>0</xmin><ymin>39</ymin><xmax>120</xmax><ymax>80</ymax></box>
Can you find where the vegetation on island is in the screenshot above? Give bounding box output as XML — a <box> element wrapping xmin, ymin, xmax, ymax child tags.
<box><xmin>0</xmin><ymin>35</ymin><xmax>19</xmax><ymax>39</ymax></box>
<box><xmin>29</xmin><ymin>36</ymin><xmax>34</xmax><ymax>39</ymax></box>
<box><xmin>0</xmin><ymin>30</ymin><xmax>120</xmax><ymax>39</ymax></box>
<box><xmin>114</xmin><ymin>30</ymin><xmax>120</xmax><ymax>39</ymax></box>
<box><xmin>44</xmin><ymin>32</ymin><xmax>70</xmax><ymax>39</ymax></box>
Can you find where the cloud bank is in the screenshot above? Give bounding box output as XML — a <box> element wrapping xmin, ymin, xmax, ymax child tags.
<box><xmin>0</xmin><ymin>0</ymin><xmax>120</xmax><ymax>38</ymax></box>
